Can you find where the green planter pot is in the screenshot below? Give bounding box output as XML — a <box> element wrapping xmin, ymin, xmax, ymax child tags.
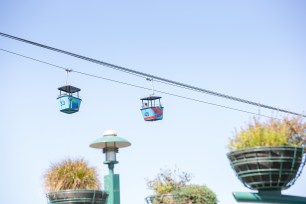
<box><xmin>145</xmin><ymin>194</ymin><xmax>178</xmax><ymax>204</ymax></box>
<box><xmin>227</xmin><ymin>146</ymin><xmax>306</xmax><ymax>191</ymax></box>
<box><xmin>46</xmin><ymin>189</ymin><xmax>108</xmax><ymax>204</ymax></box>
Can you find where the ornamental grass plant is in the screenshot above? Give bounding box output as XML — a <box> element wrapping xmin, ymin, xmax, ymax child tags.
<box><xmin>228</xmin><ymin>115</ymin><xmax>306</xmax><ymax>151</ymax></box>
<box><xmin>43</xmin><ymin>158</ymin><xmax>100</xmax><ymax>192</ymax></box>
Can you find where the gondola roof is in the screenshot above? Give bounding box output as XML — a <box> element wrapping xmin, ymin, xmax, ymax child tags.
<box><xmin>140</xmin><ymin>96</ymin><xmax>162</xmax><ymax>100</ymax></box>
<box><xmin>58</xmin><ymin>85</ymin><xmax>81</xmax><ymax>93</ymax></box>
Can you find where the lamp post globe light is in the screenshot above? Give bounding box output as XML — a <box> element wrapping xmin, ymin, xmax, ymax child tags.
<box><xmin>90</xmin><ymin>130</ymin><xmax>131</xmax><ymax>204</ymax></box>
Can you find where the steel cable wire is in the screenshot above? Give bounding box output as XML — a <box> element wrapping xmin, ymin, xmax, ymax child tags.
<box><xmin>0</xmin><ymin>32</ymin><xmax>305</xmax><ymax>117</ymax></box>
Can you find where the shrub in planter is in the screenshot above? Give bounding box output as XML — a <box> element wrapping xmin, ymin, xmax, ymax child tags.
<box><xmin>227</xmin><ymin>116</ymin><xmax>306</xmax><ymax>191</ymax></box>
<box><xmin>146</xmin><ymin>167</ymin><xmax>192</xmax><ymax>195</ymax></box>
<box><xmin>43</xmin><ymin>158</ymin><xmax>108</xmax><ymax>204</ymax></box>
<box><xmin>172</xmin><ymin>185</ymin><xmax>218</xmax><ymax>204</ymax></box>
<box><xmin>145</xmin><ymin>167</ymin><xmax>217</xmax><ymax>204</ymax></box>
<box><xmin>228</xmin><ymin>116</ymin><xmax>306</xmax><ymax>150</ymax></box>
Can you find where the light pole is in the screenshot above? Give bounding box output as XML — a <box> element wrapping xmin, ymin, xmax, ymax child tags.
<box><xmin>90</xmin><ymin>130</ymin><xmax>131</xmax><ymax>204</ymax></box>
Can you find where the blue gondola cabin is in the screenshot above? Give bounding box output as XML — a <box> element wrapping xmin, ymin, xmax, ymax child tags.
<box><xmin>140</xmin><ymin>96</ymin><xmax>164</xmax><ymax>121</ymax></box>
<box><xmin>57</xmin><ymin>85</ymin><xmax>82</xmax><ymax>114</ymax></box>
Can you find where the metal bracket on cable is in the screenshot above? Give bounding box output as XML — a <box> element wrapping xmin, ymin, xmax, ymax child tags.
<box><xmin>65</xmin><ymin>68</ymin><xmax>73</xmax><ymax>85</ymax></box>
<box><xmin>146</xmin><ymin>78</ymin><xmax>155</xmax><ymax>96</ymax></box>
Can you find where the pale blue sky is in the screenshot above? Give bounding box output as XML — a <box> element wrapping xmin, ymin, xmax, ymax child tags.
<box><xmin>1</xmin><ymin>1</ymin><xmax>306</xmax><ymax>204</ymax></box>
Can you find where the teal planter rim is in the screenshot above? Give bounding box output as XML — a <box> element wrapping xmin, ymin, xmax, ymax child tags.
<box><xmin>47</xmin><ymin>189</ymin><xmax>105</xmax><ymax>194</ymax></box>
<box><xmin>46</xmin><ymin>189</ymin><xmax>108</xmax><ymax>204</ymax></box>
<box><xmin>227</xmin><ymin>146</ymin><xmax>305</xmax><ymax>155</ymax></box>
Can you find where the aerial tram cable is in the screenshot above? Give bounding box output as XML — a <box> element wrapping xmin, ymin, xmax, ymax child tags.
<box><xmin>1</xmin><ymin>48</ymin><xmax>301</xmax><ymax>120</ymax></box>
<box><xmin>0</xmin><ymin>32</ymin><xmax>304</xmax><ymax>118</ymax></box>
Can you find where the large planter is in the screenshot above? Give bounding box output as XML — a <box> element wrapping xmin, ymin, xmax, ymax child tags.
<box><xmin>227</xmin><ymin>146</ymin><xmax>306</xmax><ymax>191</ymax></box>
<box><xmin>46</xmin><ymin>189</ymin><xmax>108</xmax><ymax>204</ymax></box>
<box><xmin>145</xmin><ymin>194</ymin><xmax>178</xmax><ymax>204</ymax></box>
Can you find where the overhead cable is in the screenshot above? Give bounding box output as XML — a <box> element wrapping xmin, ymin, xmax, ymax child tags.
<box><xmin>0</xmin><ymin>48</ymin><xmax>283</xmax><ymax>120</ymax></box>
<box><xmin>0</xmin><ymin>32</ymin><xmax>304</xmax><ymax>117</ymax></box>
